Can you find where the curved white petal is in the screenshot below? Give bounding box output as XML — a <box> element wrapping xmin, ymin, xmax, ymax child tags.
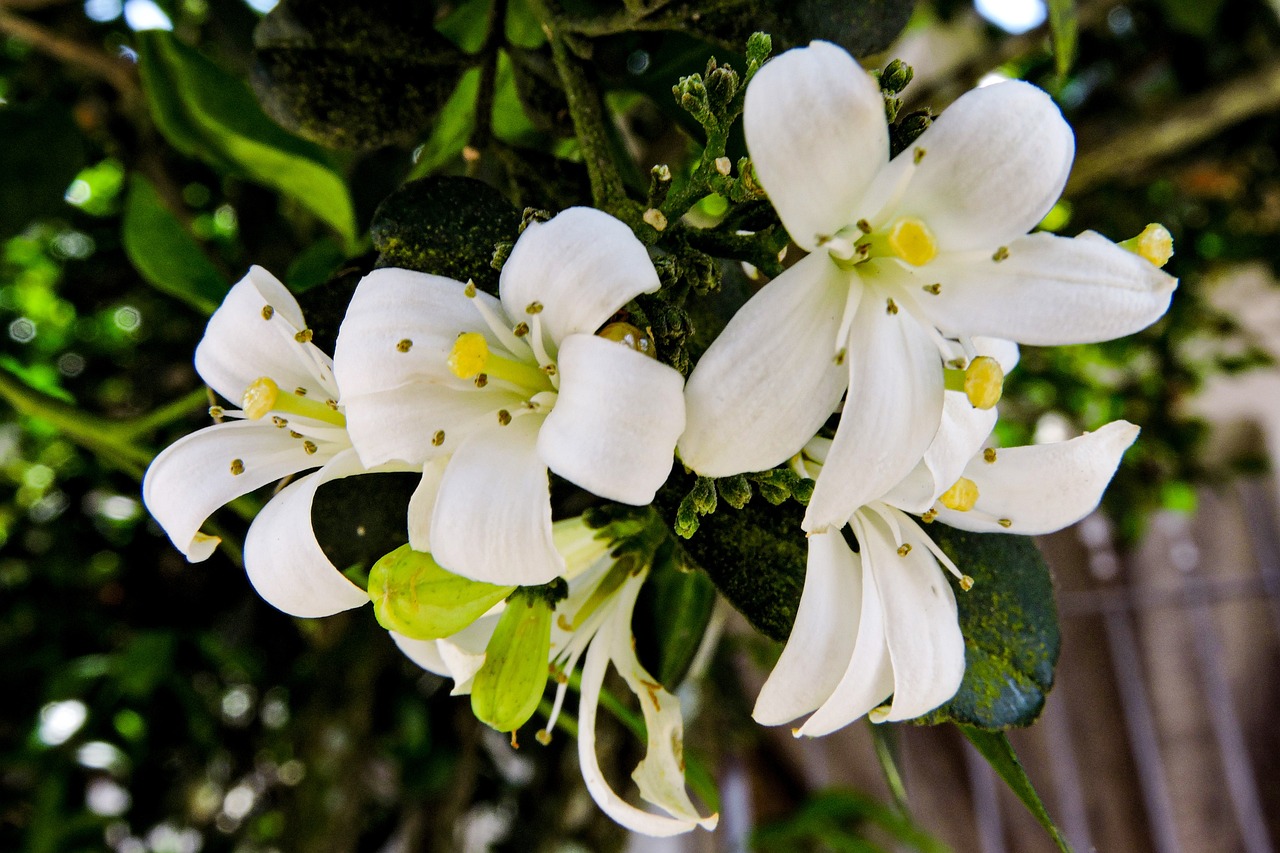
<box><xmin>919</xmin><ymin>231</ymin><xmax>1178</xmax><ymax>346</ymax></box>
<box><xmin>390</xmin><ymin>631</ymin><xmax>449</xmax><ymax>675</ymax></box>
<box><xmin>437</xmin><ymin>612</ymin><xmax>502</xmax><ymax>695</ymax></box>
<box><xmin>744</xmin><ymin>41</ymin><xmax>889</xmax><ymax>251</ymax></box>
<box><xmin>334</xmin><ymin>267</ymin><xmax>503</xmax><ymax>398</ymax></box>
<box><xmin>142</xmin><ymin>420</ymin><xmax>334</xmax><ymax>561</ymax></box>
<box><xmin>894</xmin><ymin>81</ymin><xmax>1074</xmax><ymax>251</ymax></box>
<box><xmin>499</xmin><ymin>207</ymin><xmax>660</xmax><ymax>348</ymax></box>
<box><xmin>429</xmin><ymin>417</ymin><xmax>563</xmax><ymax>586</ymax></box>
<box><xmin>343</xmin><ymin>384</ymin><xmax>524</xmax><ymax>468</ymax></box>
<box><xmin>538</xmin><ymin>335</ymin><xmax>685</xmax><ymax>504</ymax></box>
<box><xmin>754</xmin><ymin>531</ymin><xmax>861</xmax><ymax>726</ymax></box>
<box><xmin>680</xmin><ymin>252</ymin><xmax>850</xmax><ymax>477</ymax></box>
<box><xmin>195</xmin><ymin>266</ymin><xmax>336</xmax><ymax>405</ymax></box>
<box><xmin>974</xmin><ymin>336</ymin><xmax>1020</xmax><ymax>373</ymax></box>
<box><xmin>936</xmin><ymin>420</ymin><xmax>1140</xmax><ymax>535</ymax></box>
<box><xmin>869</xmin><ymin>515</ymin><xmax>965</xmax><ymax>722</ymax></box>
<box><xmin>796</xmin><ymin>525</ymin><xmax>894</xmax><ymax>736</ymax></box>
<box><xmin>242</xmin><ymin>449</ymin><xmax>372</xmax><ymax>618</ymax></box>
<box><xmin>882</xmin><ymin>393</ymin><xmax>997</xmax><ymax>513</ymax></box>
<box><xmin>578</xmin><ymin>575</ymin><xmax>716</xmax><ymax>837</ymax></box>
<box><xmin>804</xmin><ymin>308</ymin><xmax>945</xmax><ymax>532</ymax></box>
<box><xmin>407</xmin><ymin>457</ymin><xmax>449</xmax><ymax>552</ymax></box>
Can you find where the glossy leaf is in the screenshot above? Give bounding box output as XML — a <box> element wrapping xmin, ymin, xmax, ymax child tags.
<box><xmin>368</xmin><ymin>544</ymin><xmax>514</xmax><ymax>641</ymax></box>
<box><xmin>961</xmin><ymin>727</ymin><xmax>1074</xmax><ymax>853</ymax></box>
<box><xmin>121</xmin><ymin>175</ymin><xmax>228</xmax><ymax>315</ymax></box>
<box><xmin>633</xmin><ymin>539</ymin><xmax>718</xmax><ymax>691</ymax></box>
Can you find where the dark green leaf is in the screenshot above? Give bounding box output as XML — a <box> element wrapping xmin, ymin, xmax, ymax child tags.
<box><xmin>371</xmin><ymin>176</ymin><xmax>521</xmax><ymax>293</ymax></box>
<box><xmin>137</xmin><ymin>30</ymin><xmax>358</xmax><ymax>248</ymax></box>
<box><xmin>1046</xmin><ymin>0</ymin><xmax>1078</xmax><ymax>76</ymax></box>
<box><xmin>633</xmin><ymin>541</ymin><xmax>717</xmax><ymax>690</ymax></box>
<box><xmin>0</xmin><ymin>101</ymin><xmax>87</xmax><ymax>237</ymax></box>
<box><xmin>916</xmin><ymin>527</ymin><xmax>1060</xmax><ymax>730</ymax></box>
<box><xmin>285</xmin><ymin>237</ymin><xmax>348</xmax><ymax>293</ymax></box>
<box><xmin>406</xmin><ymin>68</ymin><xmax>481</xmax><ymax>180</ymax></box>
<box><xmin>253</xmin><ymin>0</ymin><xmax>470</xmax><ymax>150</ymax></box>
<box><xmin>960</xmin><ymin>727</ymin><xmax>1074</xmax><ymax>853</ymax></box>
<box><xmin>1155</xmin><ymin>0</ymin><xmax>1226</xmax><ymax>37</ymax></box>
<box><xmin>121</xmin><ymin>175</ymin><xmax>228</xmax><ymax>315</ymax></box>
<box><xmin>311</xmin><ymin>472</ymin><xmax>421</xmax><ymax>577</ymax></box>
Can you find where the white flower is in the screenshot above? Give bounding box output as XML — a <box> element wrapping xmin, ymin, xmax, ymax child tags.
<box><xmin>393</xmin><ymin>519</ymin><xmax>718</xmax><ymax>837</ymax></box>
<box><xmin>678</xmin><ymin>41</ymin><xmax>1176</xmax><ymax>535</ymax></box>
<box><xmin>142</xmin><ymin>267</ymin><xmax>388</xmax><ymax>618</ymax></box>
<box><xmin>334</xmin><ymin>207</ymin><xmax>686</xmax><ymax>587</ymax></box>
<box><xmin>754</xmin><ymin>392</ymin><xmax>1141</xmax><ymax>735</ymax></box>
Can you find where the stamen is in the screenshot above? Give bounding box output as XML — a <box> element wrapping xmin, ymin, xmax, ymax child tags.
<box><xmin>513</xmin><ymin>322</ymin><xmax>530</xmax><ymax>338</ymax></box>
<box><xmin>208</xmin><ymin>406</ymin><xmax>224</xmax><ymax>419</ymax></box>
<box><xmin>475</xmin><ymin>374</ymin><xmax>488</xmax><ymax>388</ymax></box>
<box><xmin>229</xmin><ymin>458</ymin><xmax>244</xmax><ymax>476</ymax></box>
<box><xmin>464</xmin><ymin>282</ymin><xmax>532</xmax><ymax>357</ymax></box>
<box><xmin>525</xmin><ymin>301</ymin><xmax>544</xmax><ymax>315</ymax></box>
<box><xmin>983</xmin><ymin>448</ymin><xmax>997</xmax><ymax>464</ymax></box>
<box><xmin>526</xmin><ymin>315</ymin><xmax>559</xmax><ymax>390</ymax></box>
<box><xmin>897</xmin><ymin>543</ymin><xmax>912</xmax><ymax>557</ymax></box>
<box><xmin>597</xmin><ymin>322</ymin><xmax>656</xmax><ymax>360</ymax></box>
<box><xmin>960</xmin><ymin>575</ymin><xmax>975</xmax><ymax>591</ymax></box>
<box><xmin>303</xmin><ymin>440</ymin><xmax>317</xmax><ymax>454</ymax></box>
<box><xmin>497</xmin><ymin>409</ymin><xmax>512</xmax><ymax>425</ymax></box>
<box><xmin>272</xmin><ymin>416</ymin><xmax>287</xmax><ymax>428</ymax></box>
<box><xmin>922</xmin><ymin>282</ymin><xmax>941</xmax><ymax>295</ymax></box>
<box><xmin>896</xmin><ymin>512</ymin><xmax>966</xmax><ymax>581</ymax></box>
<box><xmin>939</xmin><ymin>477</ymin><xmax>979</xmax><ymax>512</ymax></box>
<box><xmin>241</xmin><ymin>377</ymin><xmax>347</xmax><ymax>427</ymax></box>
<box><xmin>998</xmin><ymin>518</ymin><xmax>1013</xmax><ymax>528</ymax></box>
<box><xmin>396</xmin><ymin>339</ymin><xmax>413</xmax><ymax>353</ymax></box>
<box><xmin>261</xmin><ymin>305</ymin><xmax>274</xmax><ymax>320</ymax></box>
<box><xmin>294</xmin><ymin>329</ymin><xmax>313</xmax><ymax>344</ymax></box>
<box><xmin>432</xmin><ymin>430</ymin><xmax>445</xmax><ymax>447</ymax></box>
<box><xmin>921</xmin><ymin>509</ymin><xmax>937</xmax><ymax>523</ymax></box>
<box><xmin>991</xmin><ymin>246</ymin><xmax>1010</xmax><ymax>262</ymax></box>
<box><xmin>964</xmin><ymin>356</ymin><xmax>1004</xmax><ymax>410</ymax></box>
<box><xmin>1120</xmin><ymin>223</ymin><xmax>1174</xmax><ymax>268</ymax></box>
<box><xmin>833</xmin><ymin>282</ymin><xmax>864</xmax><ymax>359</ymax></box>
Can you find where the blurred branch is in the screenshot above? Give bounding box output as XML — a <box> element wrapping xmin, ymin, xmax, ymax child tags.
<box><xmin>1068</xmin><ymin>60</ymin><xmax>1280</xmax><ymax>195</ymax></box>
<box><xmin>0</xmin><ymin>7</ymin><xmax>140</xmax><ymax>107</ymax></box>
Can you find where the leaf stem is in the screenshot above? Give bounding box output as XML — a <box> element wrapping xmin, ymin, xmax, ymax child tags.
<box><xmin>118</xmin><ymin>386</ymin><xmax>211</xmax><ymax>440</ymax></box>
<box><xmin>869</xmin><ymin>722</ymin><xmax>911</xmax><ymax>815</ymax></box>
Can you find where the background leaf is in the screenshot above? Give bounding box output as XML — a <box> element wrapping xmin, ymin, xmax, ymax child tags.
<box><xmin>1047</xmin><ymin>0</ymin><xmax>1079</xmax><ymax>76</ymax></box>
<box><xmin>633</xmin><ymin>540</ymin><xmax>717</xmax><ymax>690</ymax></box>
<box><xmin>0</xmin><ymin>102</ymin><xmax>86</xmax><ymax>238</ymax></box>
<box><xmin>960</xmin><ymin>727</ymin><xmax>1074</xmax><ymax>853</ymax></box>
<box><xmin>121</xmin><ymin>175</ymin><xmax>228</xmax><ymax>315</ymax></box>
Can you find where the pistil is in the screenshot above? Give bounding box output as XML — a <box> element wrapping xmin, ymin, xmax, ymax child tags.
<box><xmin>242</xmin><ymin>377</ymin><xmax>346</xmax><ymax>426</ymax></box>
<box><xmin>448</xmin><ymin>332</ymin><xmax>555</xmax><ymax>393</ymax></box>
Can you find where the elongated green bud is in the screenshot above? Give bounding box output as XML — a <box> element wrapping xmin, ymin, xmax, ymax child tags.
<box><xmin>367</xmin><ymin>544</ymin><xmax>514</xmax><ymax>641</ymax></box>
<box><xmin>471</xmin><ymin>589</ymin><xmax>554</xmax><ymax>734</ymax></box>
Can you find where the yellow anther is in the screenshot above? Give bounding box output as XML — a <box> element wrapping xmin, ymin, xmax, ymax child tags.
<box><xmin>886</xmin><ymin>298</ymin><xmax>899</xmax><ymax>315</ymax></box>
<box><xmin>464</xmin><ymin>280</ymin><xmax>477</xmax><ymax>298</ymax></box>
<box><xmin>448</xmin><ymin>332</ymin><xmax>490</xmax><ymax>379</ymax></box>
<box><xmin>294</xmin><ymin>329</ymin><xmax>313</xmax><ymax>344</ymax></box>
<box><xmin>474</xmin><ymin>374</ymin><xmax>488</xmax><ymax>388</ymax></box>
<box><xmin>855</xmin><ymin>218</ymin><xmax>872</xmax><ymax>233</ymax></box>
<box><xmin>960</xmin><ymin>575</ymin><xmax>975</xmax><ymax>591</ymax></box>
<box><xmin>939</xmin><ymin>477</ymin><xmax>979</xmax><ymax>512</ymax></box>
<box><xmin>230</xmin><ymin>458</ymin><xmax>245</xmax><ymax>476</ymax></box>
<box><xmin>964</xmin><ymin>356</ymin><xmax>1004</xmax><ymax>410</ymax></box>
<box><xmin>396</xmin><ymin>338</ymin><xmax>413</xmax><ymax>353</ymax></box>
<box><xmin>1121</xmin><ymin>223</ymin><xmax>1174</xmax><ymax>268</ymax></box>
<box><xmin>432</xmin><ymin>430</ymin><xmax>445</xmax><ymax>447</ymax></box>
<box><xmin>897</xmin><ymin>543</ymin><xmax>912</xmax><ymax>557</ymax></box>
<box><xmin>992</xmin><ymin>246</ymin><xmax>1010</xmax><ymax>262</ymax></box>
<box><xmin>923</xmin><ymin>282</ymin><xmax>942</xmax><ymax>295</ymax></box>
<box><xmin>984</xmin><ymin>447</ymin><xmax>997</xmax><ymax>464</ymax></box>
<box><xmin>272</xmin><ymin>416</ymin><xmax>287</xmax><ymax>428</ymax></box>
<box><xmin>303</xmin><ymin>440</ymin><xmax>318</xmax><ymax>455</ymax></box>
<box><xmin>261</xmin><ymin>305</ymin><xmax>274</xmax><ymax>320</ymax></box>
<box><xmin>887</xmin><ymin>217</ymin><xmax>937</xmax><ymax>266</ymax></box>
<box><xmin>208</xmin><ymin>405</ymin><xmax>224</xmax><ymax>419</ymax></box>
<box><xmin>525</xmin><ymin>301</ymin><xmax>544</xmax><ymax>315</ymax></box>
<box><xmin>294</xmin><ymin>387</ymin><xmax>307</xmax><ymax>396</ymax></box>
<box><xmin>921</xmin><ymin>509</ymin><xmax>937</xmax><ymax>523</ymax></box>
<box><xmin>497</xmin><ymin>409</ymin><xmax>512</xmax><ymax>426</ymax></box>
<box><xmin>998</xmin><ymin>518</ymin><xmax>1013</xmax><ymax>528</ymax></box>
<box><xmin>513</xmin><ymin>322</ymin><xmax>530</xmax><ymax>338</ymax></box>
<box><xmin>242</xmin><ymin>377</ymin><xmax>280</xmax><ymax>420</ymax></box>
<box><xmin>535</xmin><ymin>729</ymin><xmax>552</xmax><ymax>746</ymax></box>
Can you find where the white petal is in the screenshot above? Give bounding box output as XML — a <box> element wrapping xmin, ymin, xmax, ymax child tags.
<box><xmin>342</xmin><ymin>384</ymin><xmax>523</xmax><ymax>468</ymax></box>
<box><xmin>437</xmin><ymin>613</ymin><xmax>502</xmax><ymax>695</ymax></box>
<box><xmin>390</xmin><ymin>631</ymin><xmax>449</xmax><ymax>675</ymax></box>
<box><xmin>577</xmin><ymin>575</ymin><xmax>716</xmax><ymax>837</ymax></box>
<box><xmin>974</xmin><ymin>336</ymin><xmax>1020</xmax><ymax>373</ymax></box>
<box><xmin>868</xmin><ymin>515</ymin><xmax>965</xmax><ymax>722</ymax></box>
<box><xmin>680</xmin><ymin>252</ymin><xmax>850</xmax><ymax>477</ymax></box>
<box><xmin>804</xmin><ymin>308</ymin><xmax>945</xmax><ymax>532</ymax></box>
<box><xmin>744</xmin><ymin>41</ymin><xmax>889</xmax><ymax>251</ymax></box>
<box><xmin>538</xmin><ymin>335</ymin><xmax>685</xmax><ymax>504</ymax></box>
<box><xmin>142</xmin><ymin>420</ymin><xmax>334</xmax><ymax>561</ymax></box>
<box><xmin>429</xmin><ymin>417</ymin><xmax>563</xmax><ymax>586</ymax></box>
<box><xmin>241</xmin><ymin>449</ymin><xmax>371</xmax><ymax>618</ymax></box>
<box><xmin>882</xmin><ymin>393</ymin><xmax>997</xmax><ymax>513</ymax></box>
<box><xmin>894</xmin><ymin>81</ymin><xmax>1074</xmax><ymax>251</ymax></box>
<box><xmin>407</xmin><ymin>457</ymin><xmax>448</xmax><ymax>552</ymax></box>
<box><xmin>936</xmin><ymin>420</ymin><xmax>1140</xmax><ymax>535</ymax></box>
<box><xmin>195</xmin><ymin>266</ymin><xmax>336</xmax><ymax>405</ymax></box>
<box><xmin>334</xmin><ymin>267</ymin><xmax>505</xmax><ymax>397</ymax></box>
<box><xmin>919</xmin><ymin>231</ymin><xmax>1177</xmax><ymax>345</ymax></box>
<box><xmin>499</xmin><ymin>207</ymin><xmax>659</xmax><ymax>347</ymax></box>
<box><xmin>753</xmin><ymin>531</ymin><xmax>861</xmax><ymax>726</ymax></box>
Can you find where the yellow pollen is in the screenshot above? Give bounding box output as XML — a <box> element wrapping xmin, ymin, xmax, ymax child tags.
<box><xmin>964</xmin><ymin>356</ymin><xmax>1004</xmax><ymax>410</ymax></box>
<box><xmin>294</xmin><ymin>329</ymin><xmax>313</xmax><ymax>344</ymax></box>
<box><xmin>897</xmin><ymin>543</ymin><xmax>912</xmax><ymax>557</ymax></box>
<box><xmin>1122</xmin><ymin>223</ymin><xmax>1174</xmax><ymax>268</ymax></box>
<box><xmin>939</xmin><ymin>477</ymin><xmax>979</xmax><ymax>512</ymax></box>
<box><xmin>887</xmin><ymin>217</ymin><xmax>937</xmax><ymax>266</ymax></box>
<box><xmin>230</xmin><ymin>458</ymin><xmax>244</xmax><ymax>476</ymax></box>
<box><xmin>303</xmin><ymin>440</ymin><xmax>318</xmax><ymax>455</ymax></box>
<box><xmin>396</xmin><ymin>338</ymin><xmax>413</xmax><ymax>352</ymax></box>
<box><xmin>261</xmin><ymin>305</ymin><xmax>274</xmax><ymax>320</ymax></box>
<box><xmin>984</xmin><ymin>447</ymin><xmax>998</xmax><ymax>464</ymax></box>
<box><xmin>432</xmin><ymin>430</ymin><xmax>445</xmax><ymax>446</ymax></box>
<box><xmin>448</xmin><ymin>332</ymin><xmax>490</xmax><ymax>379</ymax></box>
<box><xmin>960</xmin><ymin>575</ymin><xmax>975</xmax><ymax>591</ymax></box>
<box><xmin>242</xmin><ymin>377</ymin><xmax>280</xmax><ymax>420</ymax></box>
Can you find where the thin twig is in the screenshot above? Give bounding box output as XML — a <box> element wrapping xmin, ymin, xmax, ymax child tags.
<box><xmin>0</xmin><ymin>7</ymin><xmax>139</xmax><ymax>104</ymax></box>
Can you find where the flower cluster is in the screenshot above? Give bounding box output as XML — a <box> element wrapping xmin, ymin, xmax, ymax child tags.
<box><xmin>143</xmin><ymin>40</ymin><xmax>1176</xmax><ymax>837</ymax></box>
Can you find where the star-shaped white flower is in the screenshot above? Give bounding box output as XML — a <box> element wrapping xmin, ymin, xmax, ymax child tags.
<box><xmin>142</xmin><ymin>267</ymin><xmax>385</xmax><ymax>618</ymax></box>
<box><xmin>334</xmin><ymin>207</ymin><xmax>686</xmax><ymax>586</ymax></box>
<box><xmin>754</xmin><ymin>398</ymin><xmax>1140</xmax><ymax>736</ymax></box>
<box><xmin>678</xmin><ymin>41</ymin><xmax>1176</xmax><ymax>535</ymax></box>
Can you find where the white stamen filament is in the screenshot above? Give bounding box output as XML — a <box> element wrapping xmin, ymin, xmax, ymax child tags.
<box><xmin>468</xmin><ymin>289</ymin><xmax>533</xmax><ymax>359</ymax></box>
<box><xmin>896</xmin><ymin>511</ymin><xmax>965</xmax><ymax>580</ymax></box>
<box><xmin>526</xmin><ymin>313</ymin><xmax>560</xmax><ymax>391</ymax></box>
<box><xmin>833</xmin><ymin>280</ymin><xmax>865</xmax><ymax>358</ymax></box>
<box><xmin>865</xmin><ymin>151</ymin><xmax>923</xmax><ymax>232</ymax></box>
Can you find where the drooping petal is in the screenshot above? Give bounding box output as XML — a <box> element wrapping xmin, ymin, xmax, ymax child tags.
<box><xmin>918</xmin><ymin>231</ymin><xmax>1177</xmax><ymax>346</ymax></box>
<box><xmin>577</xmin><ymin>575</ymin><xmax>716</xmax><ymax>837</ymax></box>
<box><xmin>241</xmin><ymin>449</ymin><xmax>372</xmax><ymax>618</ymax></box>
<box><xmin>437</xmin><ymin>612</ymin><xmax>502</xmax><ymax>695</ymax></box>
<box><xmin>796</xmin><ymin>522</ymin><xmax>895</xmax><ymax>736</ymax></box>
<box><xmin>334</xmin><ymin>267</ymin><xmax>505</xmax><ymax>397</ymax></box>
<box><xmin>743</xmin><ymin>41</ymin><xmax>889</xmax><ymax>251</ymax></box>
<box><xmin>867</xmin><ymin>514</ymin><xmax>965</xmax><ymax>723</ymax></box>
<box><xmin>407</xmin><ymin>457</ymin><xmax>448</xmax><ymax>552</ymax></box>
<box><xmin>390</xmin><ymin>631</ymin><xmax>449</xmax><ymax>676</ymax></box>
<box><xmin>882</xmin><ymin>393</ymin><xmax>997</xmax><ymax>513</ymax></box>
<box><xmin>195</xmin><ymin>266</ymin><xmax>336</xmax><ymax>404</ymax></box>
<box><xmin>936</xmin><ymin>420</ymin><xmax>1140</xmax><ymax>535</ymax></box>
<box><xmin>499</xmin><ymin>207</ymin><xmax>660</xmax><ymax>348</ymax></box>
<box><xmin>804</xmin><ymin>306</ymin><xmax>945</xmax><ymax>532</ymax></box>
<box><xmin>892</xmin><ymin>81</ymin><xmax>1074</xmax><ymax>251</ymax></box>
<box><xmin>342</xmin><ymin>384</ymin><xmax>523</xmax><ymax>468</ymax></box>
<box><xmin>142</xmin><ymin>420</ymin><xmax>335</xmax><ymax>561</ymax></box>
<box><xmin>538</xmin><ymin>334</ymin><xmax>685</xmax><ymax>504</ymax></box>
<box><xmin>754</xmin><ymin>531</ymin><xmax>862</xmax><ymax>726</ymax></box>
<box><xmin>429</xmin><ymin>416</ymin><xmax>563</xmax><ymax>586</ymax></box>
<box><xmin>680</xmin><ymin>252</ymin><xmax>850</xmax><ymax>477</ymax></box>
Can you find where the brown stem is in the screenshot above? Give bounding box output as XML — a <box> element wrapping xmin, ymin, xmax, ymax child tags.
<box><xmin>0</xmin><ymin>7</ymin><xmax>139</xmax><ymax>106</ymax></box>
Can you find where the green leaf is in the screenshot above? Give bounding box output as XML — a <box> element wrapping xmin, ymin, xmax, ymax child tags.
<box><xmin>1155</xmin><ymin>0</ymin><xmax>1226</xmax><ymax>37</ymax></box>
<box><xmin>0</xmin><ymin>101</ymin><xmax>87</xmax><ymax>237</ymax></box>
<box><xmin>368</xmin><ymin>544</ymin><xmax>515</xmax><ymax>640</ymax></box>
<box><xmin>471</xmin><ymin>592</ymin><xmax>553</xmax><ymax>733</ymax></box>
<box><xmin>121</xmin><ymin>175</ymin><xmax>228</xmax><ymax>315</ymax></box>
<box><xmin>633</xmin><ymin>541</ymin><xmax>717</xmax><ymax>690</ymax></box>
<box><xmin>371</xmin><ymin>176</ymin><xmax>521</xmax><ymax>294</ymax></box>
<box><xmin>751</xmin><ymin>787</ymin><xmax>947</xmax><ymax>853</ymax></box>
<box><xmin>137</xmin><ymin>30</ymin><xmax>358</xmax><ymax>249</ymax></box>
<box><xmin>916</xmin><ymin>527</ymin><xmax>1060</xmax><ymax>729</ymax></box>
<box><xmin>407</xmin><ymin>68</ymin><xmax>481</xmax><ymax>180</ymax></box>
<box><xmin>960</xmin><ymin>727</ymin><xmax>1073</xmax><ymax>853</ymax></box>
<box><xmin>311</xmin><ymin>472</ymin><xmax>421</xmax><ymax>577</ymax></box>
<box><xmin>1046</xmin><ymin>0</ymin><xmax>1078</xmax><ymax>76</ymax></box>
